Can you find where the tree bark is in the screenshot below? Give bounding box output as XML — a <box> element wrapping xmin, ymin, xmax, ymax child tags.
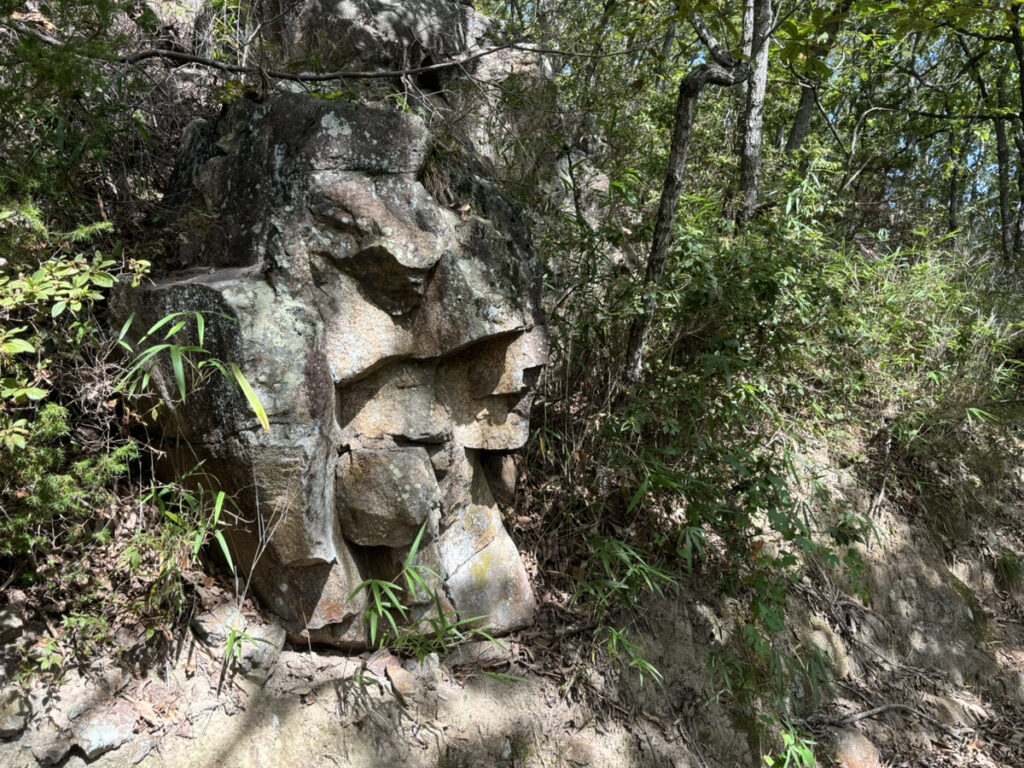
<box><xmin>947</xmin><ymin>162</ymin><xmax>961</xmax><ymax>233</ymax></box>
<box><xmin>736</xmin><ymin>0</ymin><xmax>755</xmax><ymax>154</ymax></box>
<box><xmin>997</xmin><ymin>75</ymin><xmax>1014</xmax><ymax>260</ymax></box>
<box><xmin>785</xmin><ymin>85</ymin><xmax>816</xmax><ymax>153</ymax></box>
<box><xmin>784</xmin><ymin>0</ymin><xmax>852</xmax><ymax>155</ymax></box>
<box><xmin>736</xmin><ymin>0</ymin><xmax>772</xmax><ymax>225</ymax></box>
<box><xmin>622</xmin><ymin>53</ymin><xmax>750</xmax><ymax>388</ymax></box>
<box><xmin>1009</xmin><ymin>7</ymin><xmax>1024</xmax><ymax>257</ymax></box>
<box><xmin>1013</xmin><ymin>130</ymin><xmax>1024</xmax><ymax>258</ymax></box>
<box><xmin>946</xmin><ymin>126</ymin><xmax>962</xmax><ymax>234</ymax></box>
<box><xmin>958</xmin><ymin>33</ymin><xmax>1012</xmax><ymax>258</ymax></box>
<box><xmin>656</xmin><ymin>19</ymin><xmax>678</xmax><ymax>83</ymax></box>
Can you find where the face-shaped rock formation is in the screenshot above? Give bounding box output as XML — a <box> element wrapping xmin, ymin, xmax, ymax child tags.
<box><xmin>121</xmin><ymin>92</ymin><xmax>545</xmax><ymax>647</ymax></box>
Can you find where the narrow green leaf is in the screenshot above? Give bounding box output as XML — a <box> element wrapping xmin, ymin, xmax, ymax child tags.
<box><xmin>369</xmin><ymin>612</ymin><xmax>379</xmax><ymax>646</ymax></box>
<box><xmin>118</xmin><ymin>313</ymin><xmax>136</xmax><ymax>343</ymax></box>
<box><xmin>163</xmin><ymin>320</ymin><xmax>188</xmax><ymax>340</ymax></box>
<box><xmin>140</xmin><ymin>312</ymin><xmax>184</xmax><ymax>344</ymax></box>
<box><xmin>230</xmin><ymin>363</ymin><xmax>269</xmax><ymax>432</ymax></box>
<box><xmin>404</xmin><ymin>521</ymin><xmax>428</xmax><ymax>570</ymax></box>
<box><xmin>626</xmin><ymin>476</ymin><xmax>650</xmax><ymax>514</ymax></box>
<box><xmin>212</xmin><ymin>491</ymin><xmax>225</xmax><ymax>526</ymax></box>
<box><xmin>169</xmin><ymin>346</ymin><xmax>187</xmax><ymax>401</ymax></box>
<box><xmin>214</xmin><ymin>531</ymin><xmax>235</xmax><ymax>576</ymax></box>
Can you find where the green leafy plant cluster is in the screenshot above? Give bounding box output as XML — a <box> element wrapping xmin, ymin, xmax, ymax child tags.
<box><xmin>120</xmin><ymin>473</ymin><xmax>240</xmax><ymax>621</ymax></box>
<box><xmin>0</xmin><ymin>0</ymin><xmax>143</xmax><ymax>206</ymax></box>
<box><xmin>0</xmin><ymin>203</ymin><xmax>142</xmax><ymax>557</ymax></box>
<box><xmin>0</xmin><ymin>196</ymin><xmax>271</xmax><ymax>670</ymax></box>
<box><xmin>117</xmin><ymin>309</ymin><xmax>270</xmax><ymax>432</ymax></box>
<box><xmin>350</xmin><ymin>525</ymin><xmax>500</xmax><ymax>661</ymax></box>
<box><xmin>763</xmin><ymin>725</ymin><xmax>817</xmax><ymax>768</ymax></box>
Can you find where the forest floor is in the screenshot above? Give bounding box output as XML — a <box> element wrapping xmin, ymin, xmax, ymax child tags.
<box><xmin>1</xmin><ymin>566</ymin><xmax>1022</xmax><ymax>768</ymax></box>
<box><xmin>3</xmin><ymin>433</ymin><xmax>1024</xmax><ymax>768</ymax></box>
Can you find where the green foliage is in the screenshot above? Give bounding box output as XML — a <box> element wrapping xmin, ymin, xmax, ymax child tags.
<box><xmin>763</xmin><ymin>725</ymin><xmax>817</xmax><ymax>768</ymax></box>
<box><xmin>117</xmin><ymin>311</ymin><xmax>270</xmax><ymax>432</ymax></box>
<box><xmin>203</xmin><ymin>0</ymin><xmax>276</xmax><ymax>68</ymax></box>
<box><xmin>121</xmin><ymin>470</ymin><xmax>240</xmax><ymax>618</ymax></box>
<box><xmin>1</xmin><ymin>403</ymin><xmax>138</xmax><ymax>557</ymax></box>
<box><xmin>518</xmin><ymin>25</ymin><xmax>1024</xmax><ymax>728</ymax></box>
<box><xmin>0</xmin><ymin>206</ymin><xmax>139</xmax><ymax>557</ymax></box>
<box><xmin>0</xmin><ymin>0</ymin><xmax>139</xmax><ymax>206</ymax></box>
<box><xmin>3</xmin><ymin>0</ymin><xmax>1023</xmax><ymax>751</ymax></box>
<box><xmin>574</xmin><ymin>536</ymin><xmax>677</xmax><ymax>611</ymax></box>
<box><xmin>349</xmin><ymin>524</ymin><xmax>500</xmax><ymax>660</ymax></box>
<box><xmin>600</xmin><ymin>626</ymin><xmax>663</xmax><ymax>686</ymax></box>
<box><xmin>1</xmin><ymin>198</ymin><xmax>266</xmax><ymax>665</ymax></box>
<box><xmin>219</xmin><ymin>625</ymin><xmax>270</xmax><ymax>686</ymax></box>
<box><xmin>995</xmin><ymin>551</ymin><xmax>1023</xmax><ymax>593</ymax></box>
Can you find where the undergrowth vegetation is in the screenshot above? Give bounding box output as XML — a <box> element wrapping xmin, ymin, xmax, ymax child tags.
<box><xmin>5</xmin><ymin>0</ymin><xmax>1024</xmax><ymax>763</ymax></box>
<box><xmin>0</xmin><ymin>199</ymin><xmax>265</xmax><ymax>671</ymax></box>
<box><xmin>524</xmin><ymin>140</ymin><xmax>1024</xmax><ymax>731</ymax></box>
<box><xmin>455</xmin><ymin>4</ymin><xmax>1024</xmax><ymax>753</ymax></box>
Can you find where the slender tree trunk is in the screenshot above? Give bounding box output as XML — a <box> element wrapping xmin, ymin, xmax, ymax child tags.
<box><xmin>997</xmin><ymin>75</ymin><xmax>1014</xmax><ymax>260</ymax></box>
<box><xmin>1009</xmin><ymin>9</ymin><xmax>1024</xmax><ymax>257</ymax></box>
<box><xmin>785</xmin><ymin>85</ymin><xmax>816</xmax><ymax>153</ymax></box>
<box><xmin>622</xmin><ymin>80</ymin><xmax>700</xmax><ymax>389</ymax></box>
<box><xmin>737</xmin><ymin>0</ymin><xmax>755</xmax><ymax>142</ymax></box>
<box><xmin>784</xmin><ymin>0</ymin><xmax>852</xmax><ymax>155</ymax></box>
<box><xmin>736</xmin><ymin>0</ymin><xmax>772</xmax><ymax>225</ymax></box>
<box><xmin>583</xmin><ymin>0</ymin><xmax>618</xmax><ymax>91</ymax></box>
<box><xmin>656</xmin><ymin>19</ymin><xmax>678</xmax><ymax>83</ymax></box>
<box><xmin>1013</xmin><ymin>132</ymin><xmax>1024</xmax><ymax>258</ymax></box>
<box><xmin>947</xmin><ymin>166</ymin><xmax>961</xmax><ymax>233</ymax></box>
<box><xmin>959</xmin><ymin>33</ymin><xmax>1012</xmax><ymax>258</ymax></box>
<box><xmin>622</xmin><ymin>48</ymin><xmax>750</xmax><ymax>388</ymax></box>
<box><xmin>946</xmin><ymin>128</ymin><xmax>961</xmax><ymax>234</ymax></box>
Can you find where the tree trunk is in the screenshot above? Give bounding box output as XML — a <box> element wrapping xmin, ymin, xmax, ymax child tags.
<box><xmin>736</xmin><ymin>0</ymin><xmax>772</xmax><ymax>226</ymax></box>
<box><xmin>1009</xmin><ymin>9</ymin><xmax>1024</xmax><ymax>257</ymax></box>
<box><xmin>1012</xmin><ymin>122</ymin><xmax>1024</xmax><ymax>256</ymax></box>
<box><xmin>959</xmin><ymin>34</ymin><xmax>1012</xmax><ymax>259</ymax></box>
<box><xmin>784</xmin><ymin>0</ymin><xmax>852</xmax><ymax>155</ymax></box>
<box><xmin>785</xmin><ymin>85</ymin><xmax>816</xmax><ymax>153</ymax></box>
<box><xmin>622</xmin><ymin>56</ymin><xmax>750</xmax><ymax>388</ymax></box>
<box><xmin>736</xmin><ymin>0</ymin><xmax>755</xmax><ymax>152</ymax></box>
<box><xmin>997</xmin><ymin>75</ymin><xmax>1013</xmax><ymax>260</ymax></box>
<box><xmin>656</xmin><ymin>19</ymin><xmax>678</xmax><ymax>83</ymax></box>
<box><xmin>946</xmin><ymin>130</ymin><xmax>961</xmax><ymax>234</ymax></box>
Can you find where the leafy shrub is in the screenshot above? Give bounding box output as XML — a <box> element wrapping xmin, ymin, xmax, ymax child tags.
<box><xmin>527</xmin><ymin>151</ymin><xmax>1024</xmax><ymax>723</ymax></box>
<box><xmin>995</xmin><ymin>551</ymin><xmax>1023</xmax><ymax>593</ymax></box>
<box><xmin>0</xmin><ymin>203</ymin><xmax>142</xmax><ymax>559</ymax></box>
<box><xmin>0</xmin><ymin>199</ymin><xmax>264</xmax><ymax>668</ymax></box>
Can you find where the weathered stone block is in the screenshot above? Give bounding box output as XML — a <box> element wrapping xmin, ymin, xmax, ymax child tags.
<box><xmin>118</xmin><ymin>82</ymin><xmax>545</xmax><ymax>648</ymax></box>
<box><xmin>337</xmin><ymin>447</ymin><xmax>441</xmax><ymax>547</ymax></box>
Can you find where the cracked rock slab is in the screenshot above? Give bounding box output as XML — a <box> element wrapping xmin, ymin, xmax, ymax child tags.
<box><xmin>118</xmin><ymin>87</ymin><xmax>544</xmax><ymax>648</ymax></box>
<box><xmin>433</xmin><ymin>471</ymin><xmax>535</xmax><ymax>633</ymax></box>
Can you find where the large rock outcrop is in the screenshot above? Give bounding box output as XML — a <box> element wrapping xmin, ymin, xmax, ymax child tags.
<box><xmin>120</xmin><ymin>87</ymin><xmax>546</xmax><ymax>648</ymax></box>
